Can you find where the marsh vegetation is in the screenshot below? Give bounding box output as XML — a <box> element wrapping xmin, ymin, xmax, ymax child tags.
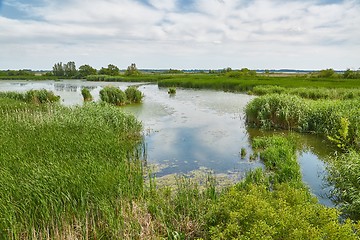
<box><xmin>1</xmin><ymin>69</ymin><xmax>360</xmax><ymax>238</ymax></box>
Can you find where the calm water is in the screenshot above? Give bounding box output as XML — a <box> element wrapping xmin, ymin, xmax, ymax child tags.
<box><xmin>0</xmin><ymin>80</ymin><xmax>335</xmax><ymax>205</ymax></box>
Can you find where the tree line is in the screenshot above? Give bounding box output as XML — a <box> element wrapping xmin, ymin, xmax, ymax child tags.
<box><xmin>49</xmin><ymin>62</ymin><xmax>141</xmax><ymax>78</ymax></box>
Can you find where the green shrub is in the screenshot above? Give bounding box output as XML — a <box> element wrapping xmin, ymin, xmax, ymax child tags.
<box><xmin>99</xmin><ymin>86</ymin><xmax>127</xmax><ymax>105</ymax></box>
<box><xmin>125</xmin><ymin>86</ymin><xmax>143</xmax><ymax>103</ymax></box>
<box><xmin>168</xmin><ymin>87</ymin><xmax>176</xmax><ymax>94</ymax></box>
<box><xmin>24</xmin><ymin>89</ymin><xmax>60</xmax><ymax>104</ymax></box>
<box><xmin>327</xmin><ymin>150</ymin><xmax>360</xmax><ymax>220</ymax></box>
<box><xmin>81</xmin><ymin>87</ymin><xmax>93</xmax><ymax>101</ymax></box>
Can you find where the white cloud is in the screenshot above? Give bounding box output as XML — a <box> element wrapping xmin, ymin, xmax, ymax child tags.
<box><xmin>0</xmin><ymin>0</ymin><xmax>359</xmax><ymax>70</ymax></box>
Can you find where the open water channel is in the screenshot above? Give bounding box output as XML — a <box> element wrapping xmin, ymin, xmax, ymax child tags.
<box><xmin>0</xmin><ymin>80</ymin><xmax>335</xmax><ymax>206</ymax></box>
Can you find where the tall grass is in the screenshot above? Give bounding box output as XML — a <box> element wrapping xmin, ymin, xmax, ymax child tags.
<box><xmin>327</xmin><ymin>150</ymin><xmax>360</xmax><ymax>220</ymax></box>
<box><xmin>158</xmin><ymin>74</ymin><xmax>360</xmax><ymax>91</ymax></box>
<box><xmin>245</xmin><ymin>94</ymin><xmax>360</xmax><ymax>150</ymax></box>
<box><xmin>0</xmin><ymin>89</ymin><xmax>60</xmax><ymax>104</ymax></box>
<box><xmin>251</xmin><ymin>85</ymin><xmax>360</xmax><ymax>100</ymax></box>
<box><xmin>0</xmin><ymin>101</ymin><xmax>144</xmax><ymax>238</ymax></box>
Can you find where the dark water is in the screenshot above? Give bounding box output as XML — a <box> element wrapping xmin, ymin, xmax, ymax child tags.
<box><xmin>0</xmin><ymin>80</ymin><xmax>335</xmax><ymax>206</ymax></box>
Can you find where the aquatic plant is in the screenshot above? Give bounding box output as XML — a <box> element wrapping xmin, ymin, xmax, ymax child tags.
<box><xmin>168</xmin><ymin>87</ymin><xmax>176</xmax><ymax>95</ymax></box>
<box><xmin>327</xmin><ymin>150</ymin><xmax>360</xmax><ymax>220</ymax></box>
<box><xmin>240</xmin><ymin>147</ymin><xmax>247</xmax><ymax>159</ymax></box>
<box><xmin>81</xmin><ymin>87</ymin><xmax>93</xmax><ymax>101</ymax></box>
<box><xmin>125</xmin><ymin>86</ymin><xmax>144</xmax><ymax>103</ymax></box>
<box><xmin>99</xmin><ymin>85</ymin><xmax>127</xmax><ymax>105</ymax></box>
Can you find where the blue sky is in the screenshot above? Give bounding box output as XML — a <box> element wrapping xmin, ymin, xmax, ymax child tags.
<box><xmin>0</xmin><ymin>0</ymin><xmax>359</xmax><ymax>70</ymax></box>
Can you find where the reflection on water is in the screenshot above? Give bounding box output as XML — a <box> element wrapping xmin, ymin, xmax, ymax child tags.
<box><xmin>0</xmin><ymin>80</ymin><xmax>335</xmax><ymax>205</ymax></box>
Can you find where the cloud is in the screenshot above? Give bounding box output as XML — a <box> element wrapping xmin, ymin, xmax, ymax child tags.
<box><xmin>0</xmin><ymin>0</ymin><xmax>359</xmax><ymax>69</ymax></box>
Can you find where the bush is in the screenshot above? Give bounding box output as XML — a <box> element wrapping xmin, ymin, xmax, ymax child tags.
<box><xmin>99</xmin><ymin>86</ymin><xmax>127</xmax><ymax>105</ymax></box>
<box><xmin>125</xmin><ymin>86</ymin><xmax>143</xmax><ymax>103</ymax></box>
<box><xmin>25</xmin><ymin>89</ymin><xmax>60</xmax><ymax>104</ymax></box>
<box><xmin>327</xmin><ymin>150</ymin><xmax>360</xmax><ymax>220</ymax></box>
<box><xmin>81</xmin><ymin>87</ymin><xmax>93</xmax><ymax>101</ymax></box>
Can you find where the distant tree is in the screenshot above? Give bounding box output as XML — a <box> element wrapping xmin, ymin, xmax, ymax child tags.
<box><xmin>317</xmin><ymin>68</ymin><xmax>336</xmax><ymax>78</ymax></box>
<box><xmin>98</xmin><ymin>64</ymin><xmax>120</xmax><ymax>76</ymax></box>
<box><xmin>52</xmin><ymin>62</ymin><xmax>64</xmax><ymax>77</ymax></box>
<box><xmin>78</xmin><ymin>64</ymin><xmax>97</xmax><ymax>78</ymax></box>
<box><xmin>343</xmin><ymin>69</ymin><xmax>360</xmax><ymax>79</ymax></box>
<box><xmin>166</xmin><ymin>69</ymin><xmax>184</xmax><ymax>74</ymax></box>
<box><xmin>220</xmin><ymin>67</ymin><xmax>232</xmax><ymax>74</ymax></box>
<box><xmin>63</xmin><ymin>61</ymin><xmax>77</xmax><ymax>78</ymax></box>
<box><xmin>124</xmin><ymin>63</ymin><xmax>141</xmax><ymax>76</ymax></box>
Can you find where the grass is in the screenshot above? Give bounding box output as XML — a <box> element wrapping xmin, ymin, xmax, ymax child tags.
<box><xmin>0</xmin><ymin>100</ymin><xmax>144</xmax><ymax>238</ymax></box>
<box><xmin>245</xmin><ymin>94</ymin><xmax>360</xmax><ymax>150</ymax></box>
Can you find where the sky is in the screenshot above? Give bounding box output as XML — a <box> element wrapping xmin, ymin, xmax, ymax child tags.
<box><xmin>0</xmin><ymin>0</ymin><xmax>359</xmax><ymax>70</ymax></box>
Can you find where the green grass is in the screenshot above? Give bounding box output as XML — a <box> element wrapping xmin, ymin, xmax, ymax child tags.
<box><xmin>245</xmin><ymin>94</ymin><xmax>360</xmax><ymax>150</ymax></box>
<box><xmin>158</xmin><ymin>74</ymin><xmax>360</xmax><ymax>92</ymax></box>
<box><xmin>0</xmin><ymin>101</ymin><xmax>144</xmax><ymax>238</ymax></box>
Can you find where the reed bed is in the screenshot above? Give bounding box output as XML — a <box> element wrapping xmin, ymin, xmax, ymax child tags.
<box><xmin>251</xmin><ymin>85</ymin><xmax>360</xmax><ymax>100</ymax></box>
<box><xmin>0</xmin><ymin>101</ymin><xmax>144</xmax><ymax>239</ymax></box>
<box><xmin>246</xmin><ymin>94</ymin><xmax>360</xmax><ymax>150</ymax></box>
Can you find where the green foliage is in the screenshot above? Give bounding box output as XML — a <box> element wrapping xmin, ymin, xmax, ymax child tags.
<box><xmin>252</xmin><ymin>136</ymin><xmax>302</xmax><ymax>186</ymax></box>
<box><xmin>98</xmin><ymin>64</ymin><xmax>120</xmax><ymax>76</ymax></box>
<box><xmin>0</xmin><ymin>102</ymin><xmax>143</xmax><ymax>239</ymax></box>
<box><xmin>343</xmin><ymin>69</ymin><xmax>360</xmax><ymax>79</ymax></box>
<box><xmin>99</xmin><ymin>86</ymin><xmax>127</xmax><ymax>105</ymax></box>
<box><xmin>0</xmin><ymin>89</ymin><xmax>60</xmax><ymax>104</ymax></box>
<box><xmin>225</xmin><ymin>68</ymin><xmax>256</xmax><ymax>77</ymax></box>
<box><xmin>52</xmin><ymin>61</ymin><xmax>78</xmax><ymax>78</ymax></box>
<box><xmin>207</xmin><ymin>182</ymin><xmax>358</xmax><ymax>239</ymax></box>
<box><xmin>168</xmin><ymin>87</ymin><xmax>176</xmax><ymax>94</ymax></box>
<box><xmin>166</xmin><ymin>69</ymin><xmax>184</xmax><ymax>74</ymax></box>
<box><xmin>125</xmin><ymin>86</ymin><xmax>143</xmax><ymax>103</ymax></box>
<box><xmin>245</xmin><ymin>94</ymin><xmax>308</xmax><ymax>131</ymax></box>
<box><xmin>0</xmin><ymin>91</ymin><xmax>26</xmax><ymax>101</ymax></box>
<box><xmin>124</xmin><ymin>63</ymin><xmax>141</xmax><ymax>76</ymax></box>
<box><xmin>251</xmin><ymin>85</ymin><xmax>360</xmax><ymax>100</ymax></box>
<box><xmin>25</xmin><ymin>89</ymin><xmax>60</xmax><ymax>104</ymax></box>
<box><xmin>206</xmin><ymin>136</ymin><xmax>359</xmax><ymax>239</ymax></box>
<box><xmin>327</xmin><ymin>150</ymin><xmax>360</xmax><ymax>220</ymax></box>
<box><xmin>327</xmin><ymin>117</ymin><xmax>351</xmax><ymax>150</ymax></box>
<box><xmin>246</xmin><ymin>94</ymin><xmax>360</xmax><ymax>150</ymax></box>
<box><xmin>240</xmin><ymin>147</ymin><xmax>247</xmax><ymax>159</ymax></box>
<box><xmin>78</xmin><ymin>64</ymin><xmax>97</xmax><ymax>78</ymax></box>
<box><xmin>81</xmin><ymin>87</ymin><xmax>93</xmax><ymax>101</ymax></box>
<box><xmin>315</xmin><ymin>68</ymin><xmax>337</xmax><ymax>78</ymax></box>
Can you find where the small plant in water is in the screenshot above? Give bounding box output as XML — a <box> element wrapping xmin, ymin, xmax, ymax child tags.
<box><xmin>81</xmin><ymin>88</ymin><xmax>93</xmax><ymax>102</ymax></box>
<box><xmin>168</xmin><ymin>87</ymin><xmax>176</xmax><ymax>95</ymax></box>
<box><xmin>240</xmin><ymin>147</ymin><xmax>247</xmax><ymax>159</ymax></box>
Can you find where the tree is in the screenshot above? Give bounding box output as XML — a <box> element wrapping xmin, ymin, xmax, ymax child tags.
<box><xmin>52</xmin><ymin>62</ymin><xmax>64</xmax><ymax>77</ymax></box>
<box><xmin>78</xmin><ymin>64</ymin><xmax>97</xmax><ymax>78</ymax></box>
<box><xmin>98</xmin><ymin>64</ymin><xmax>120</xmax><ymax>76</ymax></box>
<box><xmin>124</xmin><ymin>63</ymin><xmax>141</xmax><ymax>76</ymax></box>
<box><xmin>63</xmin><ymin>61</ymin><xmax>77</xmax><ymax>78</ymax></box>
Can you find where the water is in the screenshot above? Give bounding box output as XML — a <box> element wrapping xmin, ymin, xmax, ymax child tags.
<box><xmin>0</xmin><ymin>80</ymin><xmax>335</xmax><ymax>205</ymax></box>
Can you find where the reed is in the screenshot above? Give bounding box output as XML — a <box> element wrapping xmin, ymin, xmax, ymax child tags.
<box><xmin>0</xmin><ymin>101</ymin><xmax>144</xmax><ymax>239</ymax></box>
